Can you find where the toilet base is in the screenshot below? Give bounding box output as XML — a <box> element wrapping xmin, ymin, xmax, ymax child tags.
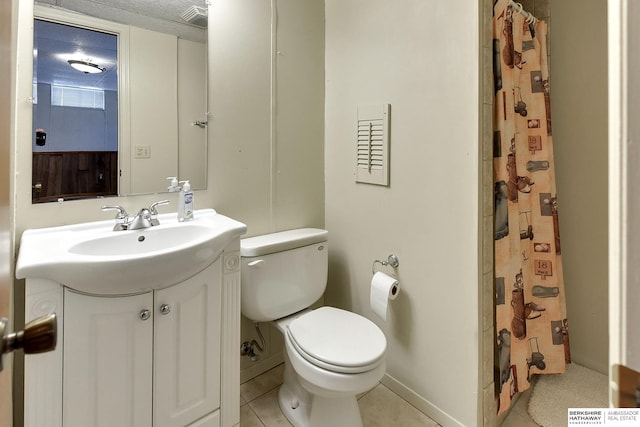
<box><xmin>278</xmin><ymin>384</ymin><xmax>363</xmax><ymax>427</ymax></box>
<box><xmin>278</xmin><ymin>348</ymin><xmax>313</xmax><ymax>426</ymax></box>
<box><xmin>278</xmin><ymin>382</ymin><xmax>311</xmax><ymax>427</ymax></box>
<box><xmin>309</xmin><ymin>395</ymin><xmax>363</xmax><ymax>427</ymax></box>
<box><xmin>277</xmin><ymin>345</ymin><xmax>365</xmax><ymax>427</ymax></box>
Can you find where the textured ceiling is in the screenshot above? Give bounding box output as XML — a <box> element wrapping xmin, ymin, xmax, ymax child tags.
<box><xmin>33</xmin><ymin>0</ymin><xmax>207</xmax><ymax>91</ymax></box>
<box><xmin>36</xmin><ymin>0</ymin><xmax>207</xmax><ymax>43</ymax></box>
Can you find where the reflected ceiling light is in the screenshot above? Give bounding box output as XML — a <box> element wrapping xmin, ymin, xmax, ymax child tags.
<box><xmin>67</xmin><ymin>59</ymin><xmax>105</xmax><ymax>74</ymax></box>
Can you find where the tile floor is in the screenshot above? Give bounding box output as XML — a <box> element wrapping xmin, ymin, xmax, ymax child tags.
<box><xmin>240</xmin><ymin>364</ymin><xmax>441</xmax><ymax>427</ymax></box>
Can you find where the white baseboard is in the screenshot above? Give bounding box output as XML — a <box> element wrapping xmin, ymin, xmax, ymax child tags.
<box><xmin>380</xmin><ymin>373</ymin><xmax>465</xmax><ymax>427</ymax></box>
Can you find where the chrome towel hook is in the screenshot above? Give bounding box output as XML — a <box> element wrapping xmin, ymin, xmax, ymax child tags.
<box><xmin>372</xmin><ymin>254</ymin><xmax>399</xmax><ymax>274</ymax></box>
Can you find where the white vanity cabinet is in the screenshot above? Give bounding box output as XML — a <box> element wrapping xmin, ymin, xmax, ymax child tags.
<box><xmin>62</xmin><ymin>261</ymin><xmax>221</xmax><ymax>427</ymax></box>
<box><xmin>18</xmin><ymin>209</ymin><xmax>245</xmax><ymax>427</ymax></box>
<box><xmin>23</xmin><ymin>253</ymin><xmax>241</xmax><ymax>427</ymax></box>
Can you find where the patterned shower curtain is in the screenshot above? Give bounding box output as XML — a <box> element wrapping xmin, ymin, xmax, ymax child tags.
<box><xmin>492</xmin><ymin>0</ymin><xmax>571</xmax><ymax>415</ymax></box>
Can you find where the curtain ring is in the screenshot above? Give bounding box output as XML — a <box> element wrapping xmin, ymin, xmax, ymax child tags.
<box><xmin>511</xmin><ymin>1</ymin><xmax>538</xmax><ymax>25</ymax></box>
<box><xmin>512</xmin><ymin>2</ymin><xmax>524</xmax><ymax>15</ymax></box>
<box><xmin>526</xmin><ymin>13</ymin><xmax>537</xmax><ymax>25</ymax></box>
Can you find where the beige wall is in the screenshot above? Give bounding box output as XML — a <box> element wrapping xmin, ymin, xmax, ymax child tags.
<box><xmin>550</xmin><ymin>0</ymin><xmax>609</xmax><ymax>375</ymax></box>
<box><xmin>208</xmin><ymin>0</ymin><xmax>325</xmax><ymax>238</ymax></box>
<box><xmin>207</xmin><ymin>0</ymin><xmax>325</xmax><ymax>377</ymax></box>
<box><xmin>324</xmin><ymin>1</ymin><xmax>480</xmax><ymax>426</ymax></box>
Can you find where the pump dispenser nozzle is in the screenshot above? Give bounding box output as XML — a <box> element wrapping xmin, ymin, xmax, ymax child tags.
<box><xmin>166</xmin><ymin>177</ymin><xmax>179</xmax><ymax>192</ymax></box>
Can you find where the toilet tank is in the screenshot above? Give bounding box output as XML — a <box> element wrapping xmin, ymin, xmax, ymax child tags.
<box><xmin>240</xmin><ymin>228</ymin><xmax>328</xmax><ymax>322</ymax></box>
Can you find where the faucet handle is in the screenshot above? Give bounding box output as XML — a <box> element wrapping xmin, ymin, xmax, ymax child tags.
<box><xmin>149</xmin><ymin>200</ymin><xmax>170</xmax><ymax>215</ymax></box>
<box><xmin>101</xmin><ymin>205</ymin><xmax>128</xmax><ymax>219</ymax></box>
<box><xmin>149</xmin><ymin>200</ymin><xmax>170</xmax><ymax>226</ymax></box>
<box><xmin>101</xmin><ymin>205</ymin><xmax>129</xmax><ymax>230</ymax></box>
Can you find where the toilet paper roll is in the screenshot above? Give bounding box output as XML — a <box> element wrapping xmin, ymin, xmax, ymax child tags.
<box><xmin>370</xmin><ymin>271</ymin><xmax>400</xmax><ymax>321</ymax></box>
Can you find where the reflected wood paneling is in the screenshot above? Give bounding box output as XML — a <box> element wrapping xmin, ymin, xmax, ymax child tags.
<box><xmin>32</xmin><ymin>151</ymin><xmax>117</xmax><ymax>202</ymax></box>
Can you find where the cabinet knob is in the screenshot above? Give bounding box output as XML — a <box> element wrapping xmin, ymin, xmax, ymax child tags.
<box><xmin>139</xmin><ymin>309</ymin><xmax>151</xmax><ymax>321</ymax></box>
<box><xmin>160</xmin><ymin>304</ymin><xmax>171</xmax><ymax>315</ymax></box>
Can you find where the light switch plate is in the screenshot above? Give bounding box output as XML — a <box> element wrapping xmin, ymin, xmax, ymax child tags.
<box><xmin>134</xmin><ymin>145</ymin><xmax>151</xmax><ymax>158</ymax></box>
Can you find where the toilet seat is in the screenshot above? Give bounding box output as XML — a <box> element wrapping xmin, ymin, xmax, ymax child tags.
<box><xmin>286</xmin><ymin>306</ymin><xmax>386</xmax><ymax>374</ymax></box>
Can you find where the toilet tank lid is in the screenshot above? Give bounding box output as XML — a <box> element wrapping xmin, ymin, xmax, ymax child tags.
<box><xmin>241</xmin><ymin>228</ymin><xmax>328</xmax><ymax>257</ymax></box>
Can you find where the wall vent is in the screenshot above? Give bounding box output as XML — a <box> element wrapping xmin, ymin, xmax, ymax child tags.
<box><xmin>356</xmin><ymin>104</ymin><xmax>390</xmax><ymax>186</ymax></box>
<box><xmin>181</xmin><ymin>6</ymin><xmax>208</xmax><ymax>28</ymax></box>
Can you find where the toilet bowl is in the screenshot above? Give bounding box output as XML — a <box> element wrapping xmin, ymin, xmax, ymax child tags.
<box><xmin>240</xmin><ymin>229</ymin><xmax>387</xmax><ymax>427</ymax></box>
<box><xmin>274</xmin><ymin>307</ymin><xmax>386</xmax><ymax>427</ymax></box>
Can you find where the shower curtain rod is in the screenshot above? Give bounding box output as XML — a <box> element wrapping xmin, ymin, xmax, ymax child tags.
<box><xmin>508</xmin><ymin>0</ymin><xmax>539</xmax><ymax>24</ymax></box>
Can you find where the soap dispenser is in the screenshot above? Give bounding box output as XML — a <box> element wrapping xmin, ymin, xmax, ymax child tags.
<box><xmin>178</xmin><ymin>180</ymin><xmax>194</xmax><ymax>222</ymax></box>
<box><xmin>166</xmin><ymin>176</ymin><xmax>179</xmax><ymax>192</ymax></box>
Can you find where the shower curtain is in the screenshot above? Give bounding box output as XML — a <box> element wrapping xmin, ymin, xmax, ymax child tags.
<box><xmin>492</xmin><ymin>0</ymin><xmax>570</xmax><ymax>415</ymax></box>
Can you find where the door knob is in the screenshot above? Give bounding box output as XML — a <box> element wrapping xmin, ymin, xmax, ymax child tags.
<box><xmin>0</xmin><ymin>313</ymin><xmax>57</xmax><ymax>372</ymax></box>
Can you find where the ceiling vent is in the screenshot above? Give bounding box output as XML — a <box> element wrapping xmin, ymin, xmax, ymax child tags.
<box><xmin>181</xmin><ymin>6</ymin><xmax>208</xmax><ymax>28</ymax></box>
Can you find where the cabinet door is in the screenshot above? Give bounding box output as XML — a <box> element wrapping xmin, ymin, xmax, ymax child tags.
<box><xmin>63</xmin><ymin>290</ymin><xmax>153</xmax><ymax>427</ymax></box>
<box><xmin>154</xmin><ymin>262</ymin><xmax>222</xmax><ymax>427</ymax></box>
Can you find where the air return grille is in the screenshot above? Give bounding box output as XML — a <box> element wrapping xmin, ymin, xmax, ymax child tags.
<box><xmin>181</xmin><ymin>6</ymin><xmax>208</xmax><ymax>28</ymax></box>
<box><xmin>356</xmin><ymin>104</ymin><xmax>390</xmax><ymax>186</ymax></box>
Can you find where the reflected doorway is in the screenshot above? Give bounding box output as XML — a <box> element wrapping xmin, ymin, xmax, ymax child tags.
<box><xmin>32</xmin><ymin>19</ymin><xmax>118</xmax><ymax>202</ymax></box>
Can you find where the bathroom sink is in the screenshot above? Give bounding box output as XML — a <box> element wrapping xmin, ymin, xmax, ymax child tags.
<box><xmin>16</xmin><ymin>209</ymin><xmax>247</xmax><ymax>295</ymax></box>
<box><xmin>67</xmin><ymin>223</ymin><xmax>213</xmax><ymax>257</ymax></box>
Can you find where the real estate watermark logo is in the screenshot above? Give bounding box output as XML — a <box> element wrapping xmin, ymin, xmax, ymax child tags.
<box><xmin>568</xmin><ymin>409</ymin><xmax>640</xmax><ymax>426</ymax></box>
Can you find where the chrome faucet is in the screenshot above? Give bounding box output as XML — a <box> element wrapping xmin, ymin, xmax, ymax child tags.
<box><xmin>102</xmin><ymin>200</ymin><xmax>170</xmax><ymax>231</ymax></box>
<box><xmin>128</xmin><ymin>208</ymin><xmax>153</xmax><ymax>230</ymax></box>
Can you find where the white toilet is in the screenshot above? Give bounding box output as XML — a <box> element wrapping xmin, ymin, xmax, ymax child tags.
<box><xmin>240</xmin><ymin>228</ymin><xmax>387</xmax><ymax>427</ymax></box>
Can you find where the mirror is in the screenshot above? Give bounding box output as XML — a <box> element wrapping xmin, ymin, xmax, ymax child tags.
<box><xmin>32</xmin><ymin>1</ymin><xmax>208</xmax><ymax>203</ymax></box>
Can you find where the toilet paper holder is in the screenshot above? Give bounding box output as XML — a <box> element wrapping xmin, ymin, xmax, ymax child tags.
<box><xmin>372</xmin><ymin>254</ymin><xmax>399</xmax><ymax>274</ymax></box>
